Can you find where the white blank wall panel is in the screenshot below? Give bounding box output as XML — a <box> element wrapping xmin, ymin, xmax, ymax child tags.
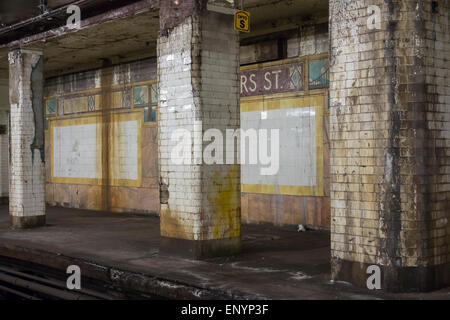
<box><xmin>52</xmin><ymin>119</ymin><xmax>139</xmax><ymax>182</ymax></box>
<box><xmin>241</xmin><ymin>106</ymin><xmax>317</xmax><ymax>187</ymax></box>
<box><xmin>53</xmin><ymin>123</ymin><xmax>99</xmax><ymax>179</ymax></box>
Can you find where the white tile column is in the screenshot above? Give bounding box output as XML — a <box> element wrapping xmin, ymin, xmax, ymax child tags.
<box><xmin>8</xmin><ymin>49</ymin><xmax>45</xmax><ymax>228</ymax></box>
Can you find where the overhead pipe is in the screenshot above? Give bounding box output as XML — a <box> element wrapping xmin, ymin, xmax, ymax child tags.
<box><xmin>0</xmin><ymin>0</ymin><xmax>97</xmax><ymax>36</ymax></box>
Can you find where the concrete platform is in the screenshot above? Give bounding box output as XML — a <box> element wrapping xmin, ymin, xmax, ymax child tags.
<box><xmin>0</xmin><ymin>205</ymin><xmax>448</xmax><ymax>299</ymax></box>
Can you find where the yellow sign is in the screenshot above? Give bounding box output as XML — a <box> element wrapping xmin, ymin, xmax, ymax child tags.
<box><xmin>234</xmin><ymin>9</ymin><xmax>250</xmax><ymax>33</ymax></box>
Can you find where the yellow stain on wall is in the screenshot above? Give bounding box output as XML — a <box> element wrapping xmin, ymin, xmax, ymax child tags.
<box><xmin>209</xmin><ymin>165</ymin><xmax>241</xmax><ymax>240</ymax></box>
<box><xmin>160</xmin><ymin>205</ymin><xmax>193</xmax><ymax>240</ymax></box>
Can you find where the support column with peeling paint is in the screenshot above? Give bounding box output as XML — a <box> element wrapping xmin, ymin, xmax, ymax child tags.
<box><xmin>8</xmin><ymin>49</ymin><xmax>46</xmax><ymax>228</ymax></box>
<box><xmin>158</xmin><ymin>1</ymin><xmax>241</xmax><ymax>258</ymax></box>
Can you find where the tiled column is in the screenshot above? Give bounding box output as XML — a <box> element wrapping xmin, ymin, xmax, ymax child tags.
<box><xmin>0</xmin><ymin>79</ymin><xmax>9</xmax><ymax>203</ymax></box>
<box><xmin>329</xmin><ymin>0</ymin><xmax>449</xmax><ymax>292</ymax></box>
<box><xmin>158</xmin><ymin>1</ymin><xmax>241</xmax><ymax>258</ymax></box>
<box><xmin>8</xmin><ymin>49</ymin><xmax>46</xmax><ymax>228</ymax></box>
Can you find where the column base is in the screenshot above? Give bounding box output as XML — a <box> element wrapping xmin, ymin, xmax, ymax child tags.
<box><xmin>160</xmin><ymin>236</ymin><xmax>241</xmax><ymax>259</ymax></box>
<box><xmin>331</xmin><ymin>258</ymin><xmax>450</xmax><ymax>292</ymax></box>
<box><xmin>10</xmin><ymin>215</ymin><xmax>46</xmax><ymax>229</ymax></box>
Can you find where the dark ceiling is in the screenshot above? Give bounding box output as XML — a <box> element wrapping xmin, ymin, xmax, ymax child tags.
<box><xmin>0</xmin><ymin>0</ymin><xmax>145</xmax><ymax>46</ymax></box>
<box><xmin>1</xmin><ymin>1</ymin><xmax>79</xmax><ymax>26</ymax></box>
<box><xmin>0</xmin><ymin>0</ymin><xmax>329</xmax><ymax>79</ymax></box>
<box><xmin>0</xmin><ymin>1</ymin><xmax>120</xmax><ymax>26</ymax></box>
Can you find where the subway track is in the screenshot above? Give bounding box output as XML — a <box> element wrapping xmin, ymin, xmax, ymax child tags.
<box><xmin>0</xmin><ymin>256</ymin><xmax>161</xmax><ymax>300</ymax></box>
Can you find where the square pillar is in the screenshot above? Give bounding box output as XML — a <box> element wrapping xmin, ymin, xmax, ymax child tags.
<box><xmin>158</xmin><ymin>1</ymin><xmax>241</xmax><ymax>258</ymax></box>
<box><xmin>8</xmin><ymin>49</ymin><xmax>46</xmax><ymax>228</ymax></box>
<box><xmin>0</xmin><ymin>79</ymin><xmax>9</xmax><ymax>203</ymax></box>
<box><xmin>0</xmin><ymin>110</ymin><xmax>9</xmax><ymax>204</ymax></box>
<box><xmin>329</xmin><ymin>0</ymin><xmax>449</xmax><ymax>291</ymax></box>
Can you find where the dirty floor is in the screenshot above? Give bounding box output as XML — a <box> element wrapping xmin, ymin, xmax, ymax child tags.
<box><xmin>0</xmin><ymin>205</ymin><xmax>448</xmax><ymax>300</ymax></box>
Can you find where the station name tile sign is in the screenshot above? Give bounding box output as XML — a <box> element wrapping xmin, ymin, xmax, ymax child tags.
<box><xmin>240</xmin><ymin>62</ymin><xmax>304</xmax><ymax>97</ymax></box>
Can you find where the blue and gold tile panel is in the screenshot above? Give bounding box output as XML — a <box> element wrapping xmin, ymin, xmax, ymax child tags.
<box><xmin>44</xmin><ymin>81</ymin><xmax>158</xmax><ymax>124</ymax></box>
<box><xmin>309</xmin><ymin>59</ymin><xmax>329</xmax><ymax>90</ymax></box>
<box><xmin>144</xmin><ymin>106</ymin><xmax>156</xmax><ymax>123</ymax></box>
<box><xmin>46</xmin><ymin>98</ymin><xmax>57</xmax><ymax>116</ymax></box>
<box><xmin>133</xmin><ymin>83</ymin><xmax>157</xmax><ymax>123</ymax></box>
<box><xmin>88</xmin><ymin>95</ymin><xmax>95</xmax><ymax>111</ymax></box>
<box><xmin>133</xmin><ymin>85</ymin><xmax>149</xmax><ymax>107</ymax></box>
